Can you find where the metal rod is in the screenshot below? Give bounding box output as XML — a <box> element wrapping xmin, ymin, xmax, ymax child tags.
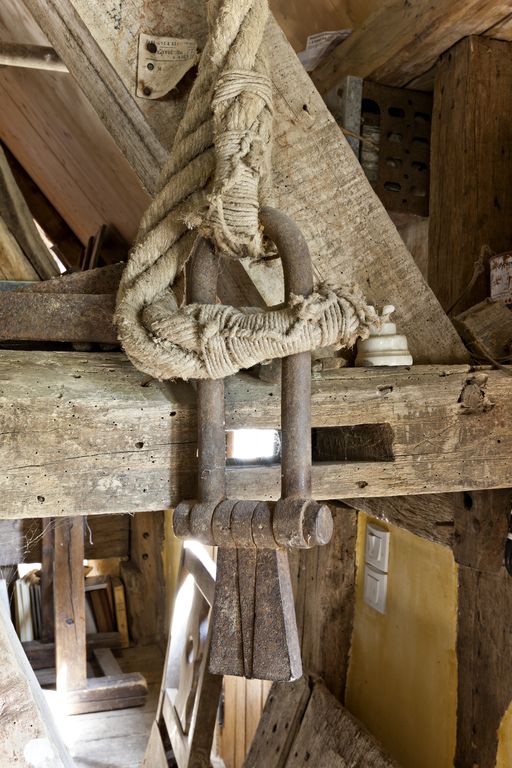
<box><xmin>0</xmin><ymin>43</ymin><xmax>68</xmax><ymax>73</ymax></box>
<box><xmin>187</xmin><ymin>238</ymin><xmax>226</xmax><ymax>504</ymax></box>
<box><xmin>260</xmin><ymin>208</ymin><xmax>313</xmax><ymax>499</ymax></box>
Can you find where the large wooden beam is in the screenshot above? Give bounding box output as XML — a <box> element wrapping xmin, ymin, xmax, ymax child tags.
<box><xmin>312</xmin><ymin>0</ymin><xmax>512</xmax><ymax>95</ymax></box>
<box><xmin>21</xmin><ymin>0</ymin><xmax>466</xmax><ymax>363</ymax></box>
<box><xmin>427</xmin><ymin>41</ymin><xmax>512</xmax><ymax>765</ymax></box>
<box><xmin>0</xmin><ymin>351</ymin><xmax>510</xmax><ymax>518</ymax></box>
<box><xmin>0</xmin><ymin>598</ymin><xmax>74</xmax><ymax>766</ymax></box>
<box><xmin>429</xmin><ymin>36</ymin><xmax>512</xmax><ymax>314</ymax></box>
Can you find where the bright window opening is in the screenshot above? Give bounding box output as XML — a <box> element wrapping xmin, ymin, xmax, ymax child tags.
<box><xmin>227</xmin><ymin>429</ymin><xmax>280</xmax><ymax>462</ymax></box>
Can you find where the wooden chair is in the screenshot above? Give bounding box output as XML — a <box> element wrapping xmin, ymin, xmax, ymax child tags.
<box><xmin>143</xmin><ymin>543</ymin><xmax>223</xmax><ymax>767</ymax></box>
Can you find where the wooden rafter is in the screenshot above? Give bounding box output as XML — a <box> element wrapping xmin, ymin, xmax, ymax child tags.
<box><xmin>312</xmin><ymin>0</ymin><xmax>512</xmax><ymax>95</ymax></box>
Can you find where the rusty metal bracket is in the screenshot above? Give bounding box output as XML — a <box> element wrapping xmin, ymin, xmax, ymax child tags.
<box><xmin>174</xmin><ymin>208</ymin><xmax>333</xmax><ymax>682</ymax></box>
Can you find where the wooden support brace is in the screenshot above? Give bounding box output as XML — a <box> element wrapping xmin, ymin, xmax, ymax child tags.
<box><xmin>54</xmin><ymin>517</ymin><xmax>87</xmax><ymax>692</ymax></box>
<box><xmin>0</xmin><ymin>594</ymin><xmax>74</xmax><ymax>766</ymax></box>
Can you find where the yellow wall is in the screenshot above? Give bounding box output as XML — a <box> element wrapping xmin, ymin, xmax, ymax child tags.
<box><xmin>346</xmin><ymin>514</ymin><xmax>458</xmax><ymax>768</ymax></box>
<box><xmin>497</xmin><ymin>702</ymin><xmax>512</xmax><ymax>768</ymax></box>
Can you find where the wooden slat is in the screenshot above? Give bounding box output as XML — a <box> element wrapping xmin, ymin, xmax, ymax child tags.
<box><xmin>244</xmin><ymin>676</ymin><xmax>311</xmax><ymax>768</ymax></box>
<box><xmin>32</xmin><ymin>0</ymin><xmax>465</xmax><ymax>364</ymax></box>
<box><xmin>93</xmin><ymin>647</ymin><xmax>123</xmax><ymax>677</ymax></box>
<box><xmin>284</xmin><ymin>680</ymin><xmax>399</xmax><ymax>767</ymax></box>
<box><xmin>120</xmin><ymin>511</ymin><xmax>165</xmax><ymax>645</ymax></box>
<box><xmin>4</xmin><ymin>352</ymin><xmax>512</xmax><ymax>517</ymax></box>
<box><xmin>21</xmin><ymin>0</ymin><xmax>166</xmax><ymax>192</ymax></box>
<box><xmin>312</xmin><ymin>0</ymin><xmax>512</xmax><ymax>94</ymax></box>
<box><xmin>269</xmin><ymin>0</ymin><xmax>377</xmax><ymax>53</ymax></box>
<box><xmin>429</xmin><ymin>36</ymin><xmax>512</xmax><ymax>314</ymax></box>
<box><xmin>222</xmin><ymin>677</ymin><xmax>237</xmax><ymax>768</ymax></box>
<box><xmin>0</xmin><ymin>144</ymin><xmax>59</xmax><ymax>279</ymax></box>
<box><xmin>54</xmin><ymin>517</ymin><xmax>87</xmax><ymax>692</ymax></box>
<box><xmin>40</xmin><ymin>519</ymin><xmax>54</xmax><ymax>643</ymax></box>
<box><xmin>235</xmin><ymin>676</ymin><xmax>247</xmax><ymax>768</ymax></box>
<box><xmin>0</xmin><ymin>599</ymin><xmax>74</xmax><ymax>766</ymax></box>
<box><xmin>142</xmin><ymin>722</ymin><xmax>169</xmax><ymax>768</ymax></box>
<box><xmin>2</xmin><ymin>147</ymin><xmax>83</xmax><ymax>271</ymax></box>
<box><xmin>0</xmin><ymin>215</ymin><xmax>38</xmax><ymax>280</ymax></box>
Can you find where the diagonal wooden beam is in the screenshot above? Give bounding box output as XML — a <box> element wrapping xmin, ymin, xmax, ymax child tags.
<box><xmin>0</xmin><ymin>145</ymin><xmax>59</xmax><ymax>279</ymax></box>
<box><xmin>21</xmin><ymin>0</ymin><xmax>166</xmax><ymax>193</ymax></box>
<box><xmin>0</xmin><ymin>597</ymin><xmax>74</xmax><ymax>766</ymax></box>
<box><xmin>312</xmin><ymin>0</ymin><xmax>512</xmax><ymax>95</ymax></box>
<box><xmin>22</xmin><ymin>0</ymin><xmax>467</xmax><ymax>363</ymax></box>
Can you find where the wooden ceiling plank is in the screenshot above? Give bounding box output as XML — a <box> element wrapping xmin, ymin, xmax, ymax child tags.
<box><xmin>312</xmin><ymin>0</ymin><xmax>512</xmax><ymax>94</ymax></box>
<box><xmin>25</xmin><ymin>0</ymin><xmax>466</xmax><ymax>362</ymax></box>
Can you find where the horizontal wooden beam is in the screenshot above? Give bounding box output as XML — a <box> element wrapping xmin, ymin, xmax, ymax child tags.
<box><xmin>0</xmin><ymin>42</ymin><xmax>67</xmax><ymax>72</ymax></box>
<box><xmin>1</xmin><ymin>352</ymin><xmax>511</xmax><ymax>518</ymax></box>
<box><xmin>312</xmin><ymin>0</ymin><xmax>512</xmax><ymax>94</ymax></box>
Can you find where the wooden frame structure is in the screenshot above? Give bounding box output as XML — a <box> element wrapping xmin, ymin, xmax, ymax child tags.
<box><xmin>3</xmin><ymin>1</ymin><xmax>512</xmax><ymax>767</ymax></box>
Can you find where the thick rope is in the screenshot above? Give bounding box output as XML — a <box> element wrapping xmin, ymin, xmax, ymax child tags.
<box><xmin>138</xmin><ymin>283</ymin><xmax>377</xmax><ymax>381</ymax></box>
<box><xmin>116</xmin><ymin>0</ymin><xmax>378</xmax><ymax>381</ymax></box>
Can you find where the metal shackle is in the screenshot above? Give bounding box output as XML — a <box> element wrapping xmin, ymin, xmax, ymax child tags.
<box><xmin>173</xmin><ymin>207</ymin><xmax>333</xmax><ymax>547</ymax></box>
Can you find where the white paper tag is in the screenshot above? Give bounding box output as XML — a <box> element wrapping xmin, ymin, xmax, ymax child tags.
<box><xmin>137</xmin><ymin>33</ymin><xmax>199</xmax><ymax>99</ymax></box>
<box><xmin>298</xmin><ymin>30</ymin><xmax>352</xmax><ymax>72</ymax></box>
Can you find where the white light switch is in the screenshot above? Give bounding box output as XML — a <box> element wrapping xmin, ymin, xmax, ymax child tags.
<box><xmin>364</xmin><ymin>565</ymin><xmax>388</xmax><ymax>614</ymax></box>
<box><xmin>365</xmin><ymin>524</ymin><xmax>390</xmax><ymax>572</ymax></box>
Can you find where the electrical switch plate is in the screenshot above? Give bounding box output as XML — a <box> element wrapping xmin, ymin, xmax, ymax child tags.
<box><xmin>363</xmin><ymin>565</ymin><xmax>387</xmax><ymax>614</ymax></box>
<box><xmin>365</xmin><ymin>523</ymin><xmax>390</xmax><ymax>572</ymax></box>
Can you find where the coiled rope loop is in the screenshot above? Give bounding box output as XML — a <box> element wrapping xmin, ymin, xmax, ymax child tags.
<box><xmin>115</xmin><ymin>0</ymin><xmax>378</xmax><ymax>380</ymax></box>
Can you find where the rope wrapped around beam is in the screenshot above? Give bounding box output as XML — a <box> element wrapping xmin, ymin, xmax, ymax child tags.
<box><xmin>116</xmin><ymin>0</ymin><xmax>378</xmax><ymax>381</ymax></box>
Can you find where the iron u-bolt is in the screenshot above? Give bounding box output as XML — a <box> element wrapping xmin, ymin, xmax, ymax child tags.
<box><xmin>187</xmin><ymin>206</ymin><xmax>314</xmax><ymax>507</ymax></box>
